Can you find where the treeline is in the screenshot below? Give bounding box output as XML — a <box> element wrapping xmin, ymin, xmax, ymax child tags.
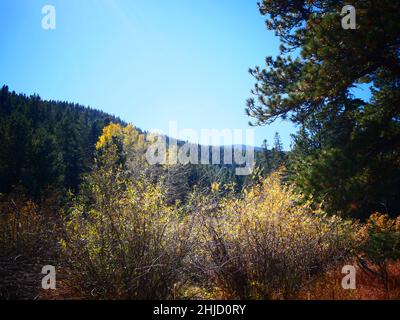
<box><xmin>0</xmin><ymin>85</ymin><xmax>125</xmax><ymax>199</ymax></box>
<box><xmin>0</xmin><ymin>85</ymin><xmax>287</xmax><ymax>205</ymax></box>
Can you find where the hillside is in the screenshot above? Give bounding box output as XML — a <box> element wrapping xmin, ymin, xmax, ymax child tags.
<box><xmin>0</xmin><ymin>85</ymin><xmax>126</xmax><ymax>197</ymax></box>
<box><xmin>0</xmin><ymin>85</ymin><xmax>287</xmax><ymax>202</ymax></box>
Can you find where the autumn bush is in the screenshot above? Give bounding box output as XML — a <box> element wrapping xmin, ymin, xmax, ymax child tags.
<box><xmin>190</xmin><ymin>172</ymin><xmax>356</xmax><ymax>299</ymax></box>
<box><xmin>356</xmin><ymin>213</ymin><xmax>400</xmax><ymax>292</ymax></box>
<box><xmin>13</xmin><ymin>122</ymin><xmax>395</xmax><ymax>300</ymax></box>
<box><xmin>0</xmin><ymin>195</ymin><xmax>41</xmax><ymax>257</ymax></box>
<box><xmin>0</xmin><ymin>192</ymin><xmax>59</xmax><ymax>299</ymax></box>
<box><xmin>59</xmin><ymin>160</ymin><xmax>194</xmax><ymax>299</ymax></box>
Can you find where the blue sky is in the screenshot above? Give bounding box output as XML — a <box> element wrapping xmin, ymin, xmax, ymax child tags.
<box><xmin>0</xmin><ymin>0</ymin><xmax>298</xmax><ymax>149</ymax></box>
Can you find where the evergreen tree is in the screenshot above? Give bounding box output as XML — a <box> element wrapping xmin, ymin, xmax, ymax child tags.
<box><xmin>0</xmin><ymin>86</ymin><xmax>125</xmax><ymax>199</ymax></box>
<box><xmin>271</xmin><ymin>132</ymin><xmax>285</xmax><ymax>171</ymax></box>
<box><xmin>259</xmin><ymin>139</ymin><xmax>271</xmax><ymax>174</ymax></box>
<box><xmin>247</xmin><ymin>0</ymin><xmax>400</xmax><ymax>217</ymax></box>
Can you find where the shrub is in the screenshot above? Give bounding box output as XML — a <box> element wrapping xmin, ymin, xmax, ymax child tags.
<box><xmin>60</xmin><ymin>170</ymin><xmax>194</xmax><ymax>299</ymax></box>
<box><xmin>0</xmin><ymin>192</ymin><xmax>59</xmax><ymax>299</ymax></box>
<box><xmin>0</xmin><ymin>196</ymin><xmax>42</xmax><ymax>256</ymax></box>
<box><xmin>357</xmin><ymin>213</ymin><xmax>400</xmax><ymax>292</ymax></box>
<box><xmin>192</xmin><ymin>172</ymin><xmax>356</xmax><ymax>299</ymax></box>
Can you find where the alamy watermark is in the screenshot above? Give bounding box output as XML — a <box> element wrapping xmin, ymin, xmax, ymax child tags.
<box><xmin>41</xmin><ymin>265</ymin><xmax>56</xmax><ymax>290</ymax></box>
<box><xmin>341</xmin><ymin>5</ymin><xmax>357</xmax><ymax>30</ymax></box>
<box><xmin>341</xmin><ymin>265</ymin><xmax>356</xmax><ymax>290</ymax></box>
<box><xmin>145</xmin><ymin>121</ymin><xmax>255</xmax><ymax>176</ymax></box>
<box><xmin>40</xmin><ymin>4</ymin><xmax>358</xmax><ymax>31</ymax></box>
<box><xmin>41</xmin><ymin>5</ymin><xmax>56</xmax><ymax>30</ymax></box>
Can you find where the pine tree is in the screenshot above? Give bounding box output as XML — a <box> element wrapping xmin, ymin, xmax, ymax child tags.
<box><xmin>0</xmin><ymin>88</ymin><xmax>125</xmax><ymax>198</ymax></box>
<box><xmin>247</xmin><ymin>0</ymin><xmax>400</xmax><ymax>217</ymax></box>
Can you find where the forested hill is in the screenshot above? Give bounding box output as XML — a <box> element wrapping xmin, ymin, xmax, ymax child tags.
<box><xmin>0</xmin><ymin>85</ymin><xmax>288</xmax><ymax>203</ymax></box>
<box><xmin>0</xmin><ymin>85</ymin><xmax>126</xmax><ymax>198</ymax></box>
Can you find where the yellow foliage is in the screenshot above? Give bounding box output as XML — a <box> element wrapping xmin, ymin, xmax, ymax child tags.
<box><xmin>357</xmin><ymin>212</ymin><xmax>400</xmax><ymax>244</ymax></box>
<box><xmin>95</xmin><ymin>123</ymin><xmax>124</xmax><ymax>150</ymax></box>
<box><xmin>95</xmin><ymin>123</ymin><xmax>144</xmax><ymax>150</ymax></box>
<box><xmin>211</xmin><ymin>182</ymin><xmax>220</xmax><ymax>194</ymax></box>
<box><xmin>367</xmin><ymin>212</ymin><xmax>400</xmax><ymax>232</ymax></box>
<box><xmin>193</xmin><ymin>171</ymin><xmax>356</xmax><ymax>299</ymax></box>
<box><xmin>60</xmin><ymin>174</ymin><xmax>193</xmax><ymax>299</ymax></box>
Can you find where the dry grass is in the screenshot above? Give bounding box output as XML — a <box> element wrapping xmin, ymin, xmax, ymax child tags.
<box><xmin>42</xmin><ymin>261</ymin><xmax>400</xmax><ymax>300</ymax></box>
<box><xmin>0</xmin><ymin>194</ymin><xmax>60</xmax><ymax>300</ymax></box>
<box><xmin>38</xmin><ymin>268</ymin><xmax>86</xmax><ymax>300</ymax></box>
<box><xmin>295</xmin><ymin>261</ymin><xmax>400</xmax><ymax>300</ymax></box>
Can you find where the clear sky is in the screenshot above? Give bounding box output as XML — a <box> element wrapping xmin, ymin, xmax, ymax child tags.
<box><xmin>0</xmin><ymin>0</ymin><xmax>298</xmax><ymax>149</ymax></box>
